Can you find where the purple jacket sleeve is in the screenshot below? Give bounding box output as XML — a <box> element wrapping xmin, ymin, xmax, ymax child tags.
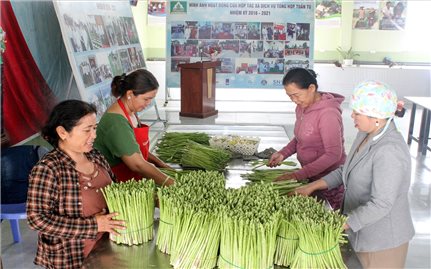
<box><xmin>293</xmin><ymin>109</ymin><xmax>344</xmax><ymax>180</ymax></box>
<box><xmin>278</xmin><ymin>137</ymin><xmax>298</xmax><ymax>159</ymax></box>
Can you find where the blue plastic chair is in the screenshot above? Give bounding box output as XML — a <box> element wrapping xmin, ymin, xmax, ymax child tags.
<box><xmin>1</xmin><ymin>145</ymin><xmax>49</xmax><ymax>243</ymax></box>
<box><xmin>1</xmin><ymin>203</ymin><xmax>27</xmax><ymax>242</ymax></box>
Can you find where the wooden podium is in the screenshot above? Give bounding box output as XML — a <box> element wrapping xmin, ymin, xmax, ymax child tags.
<box><xmin>178</xmin><ymin>61</ymin><xmax>220</xmax><ymax>118</ymax></box>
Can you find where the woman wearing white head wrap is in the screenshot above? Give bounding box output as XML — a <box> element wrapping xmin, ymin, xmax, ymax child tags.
<box><xmin>294</xmin><ymin>81</ymin><xmax>415</xmax><ymax>269</ymax></box>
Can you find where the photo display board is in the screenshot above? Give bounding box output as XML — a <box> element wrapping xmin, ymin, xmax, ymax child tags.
<box><xmin>54</xmin><ymin>1</ymin><xmax>146</xmax><ymax>113</ymax></box>
<box><xmin>352</xmin><ymin>0</ymin><xmax>407</xmax><ymax>30</ymax></box>
<box><xmin>166</xmin><ymin>0</ymin><xmax>315</xmax><ymax>88</ymax></box>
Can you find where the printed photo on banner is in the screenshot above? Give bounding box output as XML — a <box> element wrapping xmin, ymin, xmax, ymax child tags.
<box><xmin>263</xmin><ymin>41</ymin><xmax>284</xmax><ymax>58</ymax></box>
<box><xmin>315</xmin><ymin>0</ymin><xmax>341</xmax><ymax>27</ymax></box>
<box><xmin>234</xmin><ymin>22</ymin><xmax>248</xmax><ymax>39</ymax></box>
<box><xmin>273</xmin><ymin>23</ymin><xmax>286</xmax><ymax>40</ymax></box>
<box><xmin>148</xmin><ymin>0</ymin><xmax>166</xmax><ymax>16</ymax></box>
<box><xmin>285</xmin><ymin>41</ymin><xmax>310</xmax><ymax>59</ymax></box>
<box><xmin>257</xmin><ymin>58</ymin><xmax>284</xmax><ymax>74</ymax></box>
<box><xmin>216</xmin><ymin>58</ymin><xmax>235</xmax><ymax>73</ymax></box>
<box><xmin>236</xmin><ymin>58</ymin><xmax>258</xmax><ymax>74</ymax></box>
<box><xmin>212</xmin><ymin>22</ymin><xmax>235</xmax><ymax>39</ymax></box>
<box><xmin>261</xmin><ymin>22</ymin><xmax>274</xmax><ymax>40</ymax></box>
<box><xmin>239</xmin><ymin>40</ymin><xmax>264</xmax><ymax>58</ymax></box>
<box><xmin>166</xmin><ymin>0</ymin><xmax>315</xmax><ymax>88</ymax></box>
<box><xmin>353</xmin><ymin>1</ymin><xmax>379</xmax><ymax>30</ymax></box>
<box><xmin>185</xmin><ymin>21</ymin><xmax>199</xmax><ymax>39</ymax></box>
<box><xmin>197</xmin><ymin>40</ymin><xmax>220</xmax><ymax>58</ymax></box>
<box><xmin>54</xmin><ymin>1</ymin><xmax>146</xmax><ymax>113</ymax></box>
<box><xmin>284</xmin><ymin>59</ymin><xmax>310</xmax><ymax>70</ymax></box>
<box><xmin>171</xmin><ymin>39</ymin><xmax>199</xmax><ymax>57</ymax></box>
<box><xmin>296</xmin><ymin>23</ymin><xmax>311</xmax><ymax>40</ymax></box>
<box><xmin>148</xmin><ymin>0</ymin><xmax>167</xmax><ymax>25</ymax></box>
<box><xmin>171</xmin><ymin>57</ymin><xmax>190</xmax><ymax>72</ymax></box>
<box><xmin>378</xmin><ymin>1</ymin><xmax>407</xmax><ymax>30</ymax></box>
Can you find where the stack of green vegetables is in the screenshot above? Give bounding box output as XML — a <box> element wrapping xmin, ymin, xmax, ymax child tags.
<box><xmin>156</xmin><ymin>184</ymin><xmax>178</xmax><ymax>254</ymax></box>
<box><xmin>157</xmin><ymin>170</ymin><xmax>226</xmax><ymax>269</ymax></box>
<box><xmin>155</xmin><ymin>132</ymin><xmax>210</xmax><ymax>163</ymax></box>
<box><xmin>101</xmin><ymin>180</ymin><xmax>155</xmax><ymax>246</ymax></box>
<box><xmin>241</xmin><ymin>169</ymin><xmax>306</xmax><ymax>195</ymax></box>
<box><xmin>218</xmin><ymin>183</ymin><xmax>281</xmax><ymax>269</ymax></box>
<box><xmin>274</xmin><ymin>195</ymin><xmax>312</xmax><ymax>267</ymax></box>
<box><xmin>156</xmin><ymin>169</ymin><xmax>202</xmax><ymax>254</ymax></box>
<box><xmin>287</xmin><ymin>196</ymin><xmax>347</xmax><ymax>269</ymax></box>
<box><xmin>159</xmin><ymin>168</ymin><xmax>195</xmax><ymax>180</ymax></box>
<box><xmin>180</xmin><ymin>140</ymin><xmax>231</xmax><ymax>171</ymax></box>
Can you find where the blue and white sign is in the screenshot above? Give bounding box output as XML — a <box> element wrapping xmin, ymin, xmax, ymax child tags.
<box><xmin>166</xmin><ymin>0</ymin><xmax>314</xmax><ymax>88</ymax></box>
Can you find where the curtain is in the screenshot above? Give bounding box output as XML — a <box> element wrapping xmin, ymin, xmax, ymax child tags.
<box><xmin>11</xmin><ymin>1</ymin><xmax>81</xmax><ymax>101</ymax></box>
<box><xmin>1</xmin><ymin>0</ymin><xmax>57</xmax><ymax>144</ymax></box>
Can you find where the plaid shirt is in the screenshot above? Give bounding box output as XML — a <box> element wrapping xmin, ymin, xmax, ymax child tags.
<box><xmin>27</xmin><ymin>148</ymin><xmax>115</xmax><ymax>269</ymax></box>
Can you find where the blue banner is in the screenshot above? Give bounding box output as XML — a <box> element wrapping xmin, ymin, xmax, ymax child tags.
<box><xmin>166</xmin><ymin>0</ymin><xmax>314</xmax><ymax>88</ymax></box>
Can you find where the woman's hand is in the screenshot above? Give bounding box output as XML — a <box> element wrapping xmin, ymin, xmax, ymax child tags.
<box><xmin>95</xmin><ymin>211</ymin><xmax>126</xmax><ymax>236</ymax></box>
<box><xmin>289</xmin><ymin>179</ymin><xmax>328</xmax><ymax>197</ymax></box>
<box><xmin>343</xmin><ymin>223</ymin><xmax>350</xmax><ymax>231</ymax></box>
<box><xmin>291</xmin><ymin>184</ymin><xmax>314</xmax><ymax>196</ymax></box>
<box><xmin>163</xmin><ymin>177</ymin><xmax>175</xmax><ymax>187</ymax></box>
<box><xmin>274</xmin><ymin>172</ymin><xmax>296</xmax><ymax>182</ymax></box>
<box><xmin>268</xmin><ymin>152</ymin><xmax>284</xmax><ymax>167</ymax></box>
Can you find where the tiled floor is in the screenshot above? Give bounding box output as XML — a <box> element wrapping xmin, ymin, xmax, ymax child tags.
<box><xmin>1</xmin><ymin>100</ymin><xmax>430</xmax><ymax>268</ymax></box>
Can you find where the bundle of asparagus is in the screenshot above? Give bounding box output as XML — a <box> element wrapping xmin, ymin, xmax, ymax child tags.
<box><xmin>274</xmin><ymin>195</ymin><xmax>311</xmax><ymax>267</ymax></box>
<box><xmin>156</xmin><ymin>169</ymin><xmax>211</xmax><ymax>255</ymax></box>
<box><xmin>156</xmin><ymin>184</ymin><xmax>177</xmax><ymax>254</ymax></box>
<box><xmin>157</xmin><ymin>170</ymin><xmax>226</xmax><ymax>269</ymax></box>
<box><xmin>155</xmin><ymin>132</ymin><xmax>210</xmax><ymax>163</ymax></box>
<box><xmin>241</xmin><ymin>169</ymin><xmax>306</xmax><ymax>195</ymax></box>
<box><xmin>101</xmin><ymin>180</ymin><xmax>155</xmax><ymax>245</ymax></box>
<box><xmin>218</xmin><ymin>183</ymin><xmax>281</xmax><ymax>269</ymax></box>
<box><xmin>180</xmin><ymin>140</ymin><xmax>231</xmax><ymax>171</ymax></box>
<box><xmin>169</xmin><ymin>171</ymin><xmax>226</xmax><ymax>269</ymax></box>
<box><xmin>288</xmin><ymin>196</ymin><xmax>348</xmax><ymax>269</ymax></box>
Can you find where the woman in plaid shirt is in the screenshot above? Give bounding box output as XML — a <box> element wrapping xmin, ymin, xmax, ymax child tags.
<box><xmin>27</xmin><ymin>100</ymin><xmax>126</xmax><ymax>269</ymax></box>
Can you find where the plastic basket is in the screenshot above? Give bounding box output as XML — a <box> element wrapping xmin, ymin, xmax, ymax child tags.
<box><xmin>209</xmin><ymin>135</ymin><xmax>260</xmax><ymax>156</ymax></box>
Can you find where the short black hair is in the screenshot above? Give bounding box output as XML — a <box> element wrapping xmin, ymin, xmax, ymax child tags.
<box><xmin>42</xmin><ymin>100</ymin><xmax>97</xmax><ymax>147</ymax></box>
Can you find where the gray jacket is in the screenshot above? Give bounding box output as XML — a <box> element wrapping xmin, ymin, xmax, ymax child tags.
<box><xmin>324</xmin><ymin>121</ymin><xmax>415</xmax><ymax>252</ymax></box>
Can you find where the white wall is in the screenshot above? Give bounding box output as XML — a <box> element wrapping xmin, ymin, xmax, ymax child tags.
<box><xmin>315</xmin><ymin>64</ymin><xmax>431</xmax><ymax>99</ymax></box>
<box><xmin>146</xmin><ymin>61</ymin><xmax>431</xmax><ymax>104</ymax></box>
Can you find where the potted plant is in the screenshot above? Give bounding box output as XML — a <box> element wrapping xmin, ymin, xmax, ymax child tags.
<box><xmin>336</xmin><ymin>46</ymin><xmax>359</xmax><ymax>66</ymax></box>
